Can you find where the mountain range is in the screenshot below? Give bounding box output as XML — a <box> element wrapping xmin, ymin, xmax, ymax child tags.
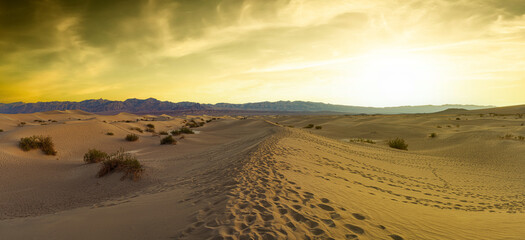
<box><xmin>0</xmin><ymin>98</ymin><xmax>493</xmax><ymax>115</ymax></box>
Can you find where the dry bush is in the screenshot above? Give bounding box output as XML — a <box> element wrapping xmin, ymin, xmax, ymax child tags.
<box><xmin>19</xmin><ymin>135</ymin><xmax>57</xmax><ymax>155</ymax></box>
<box><xmin>125</xmin><ymin>134</ymin><xmax>139</xmax><ymax>142</ymax></box>
<box><xmin>106</xmin><ymin>132</ymin><xmax>114</xmax><ymax>136</ymax></box>
<box><xmin>171</xmin><ymin>127</ymin><xmax>194</xmax><ymax>136</ymax></box>
<box><xmin>388</xmin><ymin>138</ymin><xmax>408</xmax><ymax>150</ymax></box>
<box><xmin>159</xmin><ymin>131</ymin><xmax>168</xmax><ymax>135</ymax></box>
<box><xmin>97</xmin><ymin>150</ymin><xmax>144</xmax><ymax>180</ymax></box>
<box><xmin>304</xmin><ymin>124</ymin><xmax>314</xmax><ymax>128</ymax></box>
<box><xmin>315</xmin><ymin>125</ymin><xmax>322</xmax><ymax>129</ymax></box>
<box><xmin>160</xmin><ymin>135</ymin><xmax>177</xmax><ymax>145</ymax></box>
<box><xmin>84</xmin><ymin>149</ymin><xmax>109</xmax><ymax>163</ymax></box>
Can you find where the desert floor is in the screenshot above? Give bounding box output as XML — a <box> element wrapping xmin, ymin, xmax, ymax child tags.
<box><xmin>0</xmin><ymin>110</ymin><xmax>524</xmax><ymax>239</ymax></box>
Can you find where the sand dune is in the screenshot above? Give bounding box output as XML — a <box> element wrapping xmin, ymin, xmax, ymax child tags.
<box><xmin>1</xmin><ymin>112</ymin><xmax>524</xmax><ymax>239</ymax></box>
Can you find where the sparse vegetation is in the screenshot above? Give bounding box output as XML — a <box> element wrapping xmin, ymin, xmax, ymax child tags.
<box><xmin>129</xmin><ymin>127</ymin><xmax>143</xmax><ymax>133</ymax></box>
<box><xmin>348</xmin><ymin>138</ymin><xmax>376</xmax><ymax>144</ymax></box>
<box><xmin>171</xmin><ymin>127</ymin><xmax>194</xmax><ymax>136</ymax></box>
<box><xmin>388</xmin><ymin>138</ymin><xmax>408</xmax><ymax>150</ymax></box>
<box><xmin>315</xmin><ymin>126</ymin><xmax>322</xmax><ymax>129</ymax></box>
<box><xmin>0</xmin><ymin>129</ymin><xmax>3</xmax><ymax>132</ymax></box>
<box><xmin>159</xmin><ymin>131</ymin><xmax>168</xmax><ymax>135</ymax></box>
<box><xmin>185</xmin><ymin>120</ymin><xmax>204</xmax><ymax>128</ymax></box>
<box><xmin>429</xmin><ymin>133</ymin><xmax>437</xmax><ymax>138</ymax></box>
<box><xmin>18</xmin><ymin>122</ymin><xmax>26</xmax><ymax>127</ymax></box>
<box><xmin>160</xmin><ymin>135</ymin><xmax>177</xmax><ymax>145</ymax></box>
<box><xmin>146</xmin><ymin>124</ymin><xmax>155</xmax><ymax>129</ymax></box>
<box><xmin>106</xmin><ymin>132</ymin><xmax>114</xmax><ymax>136</ymax></box>
<box><xmin>304</xmin><ymin>124</ymin><xmax>314</xmax><ymax>128</ymax></box>
<box><xmin>84</xmin><ymin>149</ymin><xmax>109</xmax><ymax>163</ymax></box>
<box><xmin>19</xmin><ymin>135</ymin><xmax>57</xmax><ymax>155</ymax></box>
<box><xmin>97</xmin><ymin>150</ymin><xmax>144</xmax><ymax>180</ymax></box>
<box><xmin>125</xmin><ymin>134</ymin><xmax>139</xmax><ymax>142</ymax></box>
<box><xmin>437</xmin><ymin>125</ymin><xmax>442</xmax><ymax>128</ymax></box>
<box><xmin>145</xmin><ymin>127</ymin><xmax>155</xmax><ymax>133</ymax></box>
<box><xmin>501</xmin><ymin>134</ymin><xmax>525</xmax><ymax>141</ymax></box>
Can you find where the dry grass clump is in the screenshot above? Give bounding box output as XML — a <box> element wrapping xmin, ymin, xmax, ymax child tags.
<box><xmin>315</xmin><ymin>125</ymin><xmax>322</xmax><ymax>129</ymax></box>
<box><xmin>348</xmin><ymin>138</ymin><xmax>375</xmax><ymax>144</ymax></box>
<box><xmin>146</xmin><ymin>124</ymin><xmax>155</xmax><ymax>129</ymax></box>
<box><xmin>129</xmin><ymin>127</ymin><xmax>143</xmax><ymax>133</ymax></box>
<box><xmin>502</xmin><ymin>134</ymin><xmax>525</xmax><ymax>141</ymax></box>
<box><xmin>160</xmin><ymin>135</ymin><xmax>177</xmax><ymax>145</ymax></box>
<box><xmin>84</xmin><ymin>149</ymin><xmax>109</xmax><ymax>163</ymax></box>
<box><xmin>171</xmin><ymin>127</ymin><xmax>194</xmax><ymax>136</ymax></box>
<box><xmin>185</xmin><ymin>120</ymin><xmax>204</xmax><ymax>128</ymax></box>
<box><xmin>106</xmin><ymin>132</ymin><xmax>114</xmax><ymax>136</ymax></box>
<box><xmin>0</xmin><ymin>129</ymin><xmax>3</xmax><ymax>132</ymax></box>
<box><xmin>97</xmin><ymin>150</ymin><xmax>144</xmax><ymax>180</ymax></box>
<box><xmin>19</xmin><ymin>135</ymin><xmax>57</xmax><ymax>155</ymax></box>
<box><xmin>159</xmin><ymin>131</ymin><xmax>169</xmax><ymax>135</ymax></box>
<box><xmin>429</xmin><ymin>133</ymin><xmax>437</xmax><ymax>138</ymax></box>
<box><xmin>304</xmin><ymin>124</ymin><xmax>314</xmax><ymax>128</ymax></box>
<box><xmin>388</xmin><ymin>138</ymin><xmax>408</xmax><ymax>150</ymax></box>
<box><xmin>18</xmin><ymin>122</ymin><xmax>26</xmax><ymax>127</ymax></box>
<box><xmin>125</xmin><ymin>134</ymin><xmax>139</xmax><ymax>142</ymax></box>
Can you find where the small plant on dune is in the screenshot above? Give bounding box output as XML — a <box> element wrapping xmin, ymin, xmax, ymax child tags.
<box><xmin>159</xmin><ymin>131</ymin><xmax>168</xmax><ymax>135</ymax></box>
<box><xmin>315</xmin><ymin>125</ymin><xmax>322</xmax><ymax>129</ymax></box>
<box><xmin>521</xmin><ymin>123</ymin><xmax>524</xmax><ymax>126</ymax></box>
<box><xmin>84</xmin><ymin>149</ymin><xmax>109</xmax><ymax>163</ymax></box>
<box><xmin>146</xmin><ymin>124</ymin><xmax>155</xmax><ymax>129</ymax></box>
<box><xmin>171</xmin><ymin>127</ymin><xmax>194</xmax><ymax>136</ymax></box>
<box><xmin>429</xmin><ymin>133</ymin><xmax>437</xmax><ymax>138</ymax></box>
<box><xmin>304</xmin><ymin>124</ymin><xmax>314</xmax><ymax>128</ymax></box>
<box><xmin>0</xmin><ymin>129</ymin><xmax>3</xmax><ymax>132</ymax></box>
<box><xmin>19</xmin><ymin>135</ymin><xmax>57</xmax><ymax>155</ymax></box>
<box><xmin>160</xmin><ymin>135</ymin><xmax>177</xmax><ymax>145</ymax></box>
<box><xmin>125</xmin><ymin>134</ymin><xmax>139</xmax><ymax>142</ymax></box>
<box><xmin>97</xmin><ymin>150</ymin><xmax>144</xmax><ymax>180</ymax></box>
<box><xmin>456</xmin><ymin>117</ymin><xmax>461</xmax><ymax>120</ymax></box>
<box><xmin>349</xmin><ymin>138</ymin><xmax>376</xmax><ymax>144</ymax></box>
<box><xmin>18</xmin><ymin>122</ymin><xmax>26</xmax><ymax>127</ymax></box>
<box><xmin>287</xmin><ymin>125</ymin><xmax>294</xmax><ymax>128</ymax></box>
<box><xmin>106</xmin><ymin>132</ymin><xmax>114</xmax><ymax>136</ymax></box>
<box><xmin>129</xmin><ymin>127</ymin><xmax>143</xmax><ymax>133</ymax></box>
<box><xmin>185</xmin><ymin>120</ymin><xmax>204</xmax><ymax>128</ymax></box>
<box><xmin>436</xmin><ymin>125</ymin><xmax>442</xmax><ymax>128</ymax></box>
<box><xmin>145</xmin><ymin>127</ymin><xmax>155</xmax><ymax>133</ymax></box>
<box><xmin>388</xmin><ymin>138</ymin><xmax>408</xmax><ymax>150</ymax></box>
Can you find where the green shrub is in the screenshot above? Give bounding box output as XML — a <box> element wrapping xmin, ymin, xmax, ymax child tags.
<box><xmin>429</xmin><ymin>133</ymin><xmax>437</xmax><ymax>138</ymax></box>
<box><xmin>388</xmin><ymin>138</ymin><xmax>408</xmax><ymax>150</ymax></box>
<box><xmin>84</xmin><ymin>149</ymin><xmax>109</xmax><ymax>163</ymax></box>
<box><xmin>304</xmin><ymin>124</ymin><xmax>314</xmax><ymax>128</ymax></box>
<box><xmin>171</xmin><ymin>127</ymin><xmax>194</xmax><ymax>136</ymax></box>
<box><xmin>97</xmin><ymin>150</ymin><xmax>144</xmax><ymax>180</ymax></box>
<box><xmin>160</xmin><ymin>135</ymin><xmax>176</xmax><ymax>145</ymax></box>
<box><xmin>159</xmin><ymin>131</ymin><xmax>168</xmax><ymax>135</ymax></box>
<box><xmin>315</xmin><ymin>126</ymin><xmax>322</xmax><ymax>129</ymax></box>
<box><xmin>106</xmin><ymin>132</ymin><xmax>114</xmax><ymax>136</ymax></box>
<box><xmin>125</xmin><ymin>134</ymin><xmax>139</xmax><ymax>142</ymax></box>
<box><xmin>18</xmin><ymin>135</ymin><xmax>57</xmax><ymax>155</ymax></box>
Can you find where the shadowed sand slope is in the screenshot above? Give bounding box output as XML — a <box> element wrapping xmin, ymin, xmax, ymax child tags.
<box><xmin>1</xmin><ymin>112</ymin><xmax>524</xmax><ymax>239</ymax></box>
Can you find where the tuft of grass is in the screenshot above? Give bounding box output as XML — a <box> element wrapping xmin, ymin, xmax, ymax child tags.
<box><xmin>159</xmin><ymin>131</ymin><xmax>168</xmax><ymax>135</ymax></box>
<box><xmin>0</xmin><ymin>129</ymin><xmax>3</xmax><ymax>132</ymax></box>
<box><xmin>429</xmin><ymin>133</ymin><xmax>437</xmax><ymax>138</ymax></box>
<box><xmin>19</xmin><ymin>135</ymin><xmax>57</xmax><ymax>155</ymax></box>
<box><xmin>315</xmin><ymin>126</ymin><xmax>322</xmax><ymax>129</ymax></box>
<box><xmin>125</xmin><ymin>134</ymin><xmax>139</xmax><ymax>142</ymax></box>
<box><xmin>304</xmin><ymin>124</ymin><xmax>314</xmax><ymax>128</ymax></box>
<box><xmin>106</xmin><ymin>132</ymin><xmax>114</xmax><ymax>136</ymax></box>
<box><xmin>84</xmin><ymin>149</ymin><xmax>109</xmax><ymax>163</ymax></box>
<box><xmin>388</xmin><ymin>138</ymin><xmax>408</xmax><ymax>150</ymax></box>
<box><xmin>146</xmin><ymin>124</ymin><xmax>155</xmax><ymax>129</ymax></box>
<box><xmin>171</xmin><ymin>127</ymin><xmax>194</xmax><ymax>136</ymax></box>
<box><xmin>145</xmin><ymin>128</ymin><xmax>155</xmax><ymax>133</ymax></box>
<box><xmin>348</xmin><ymin>138</ymin><xmax>376</xmax><ymax>144</ymax></box>
<box><xmin>97</xmin><ymin>150</ymin><xmax>144</xmax><ymax>180</ymax></box>
<box><xmin>160</xmin><ymin>135</ymin><xmax>177</xmax><ymax>145</ymax></box>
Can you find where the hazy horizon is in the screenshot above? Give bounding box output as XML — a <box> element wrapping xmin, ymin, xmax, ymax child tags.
<box><xmin>1</xmin><ymin>0</ymin><xmax>524</xmax><ymax>107</ymax></box>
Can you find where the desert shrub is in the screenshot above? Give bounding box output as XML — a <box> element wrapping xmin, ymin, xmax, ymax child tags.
<box><xmin>388</xmin><ymin>138</ymin><xmax>408</xmax><ymax>150</ymax></box>
<box><xmin>84</xmin><ymin>149</ymin><xmax>108</xmax><ymax>163</ymax></box>
<box><xmin>146</xmin><ymin>124</ymin><xmax>155</xmax><ymax>129</ymax></box>
<box><xmin>18</xmin><ymin>135</ymin><xmax>57</xmax><ymax>155</ymax></box>
<box><xmin>145</xmin><ymin>128</ymin><xmax>155</xmax><ymax>133</ymax></box>
<box><xmin>436</xmin><ymin>125</ymin><xmax>442</xmax><ymax>128</ymax></box>
<box><xmin>129</xmin><ymin>127</ymin><xmax>143</xmax><ymax>133</ymax></box>
<box><xmin>518</xmin><ymin>136</ymin><xmax>525</xmax><ymax>141</ymax></box>
<box><xmin>18</xmin><ymin>122</ymin><xmax>26</xmax><ymax>127</ymax></box>
<box><xmin>160</xmin><ymin>135</ymin><xmax>177</xmax><ymax>145</ymax></box>
<box><xmin>171</xmin><ymin>127</ymin><xmax>194</xmax><ymax>136</ymax></box>
<box><xmin>304</xmin><ymin>124</ymin><xmax>314</xmax><ymax>128</ymax></box>
<box><xmin>287</xmin><ymin>125</ymin><xmax>294</xmax><ymax>128</ymax></box>
<box><xmin>0</xmin><ymin>129</ymin><xmax>3</xmax><ymax>132</ymax></box>
<box><xmin>349</xmin><ymin>138</ymin><xmax>376</xmax><ymax>144</ymax></box>
<box><xmin>125</xmin><ymin>134</ymin><xmax>139</xmax><ymax>142</ymax></box>
<box><xmin>521</xmin><ymin>123</ymin><xmax>524</xmax><ymax>126</ymax></box>
<box><xmin>456</xmin><ymin>117</ymin><xmax>460</xmax><ymax>120</ymax></box>
<box><xmin>159</xmin><ymin>131</ymin><xmax>168</xmax><ymax>135</ymax></box>
<box><xmin>315</xmin><ymin>126</ymin><xmax>322</xmax><ymax>129</ymax></box>
<box><xmin>429</xmin><ymin>133</ymin><xmax>437</xmax><ymax>138</ymax></box>
<box><xmin>97</xmin><ymin>150</ymin><xmax>144</xmax><ymax>180</ymax></box>
<box><xmin>106</xmin><ymin>132</ymin><xmax>114</xmax><ymax>136</ymax></box>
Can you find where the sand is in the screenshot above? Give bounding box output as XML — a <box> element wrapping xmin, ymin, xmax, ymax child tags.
<box><xmin>1</xmin><ymin>111</ymin><xmax>524</xmax><ymax>239</ymax></box>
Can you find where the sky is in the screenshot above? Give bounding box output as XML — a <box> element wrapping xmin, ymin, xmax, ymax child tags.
<box><xmin>0</xmin><ymin>0</ymin><xmax>524</xmax><ymax>107</ymax></box>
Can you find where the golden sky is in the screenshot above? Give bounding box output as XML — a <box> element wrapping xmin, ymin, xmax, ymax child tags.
<box><xmin>0</xmin><ymin>0</ymin><xmax>524</xmax><ymax>107</ymax></box>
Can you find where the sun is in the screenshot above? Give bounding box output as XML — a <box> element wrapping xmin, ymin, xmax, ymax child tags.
<box><xmin>353</xmin><ymin>50</ymin><xmax>446</xmax><ymax>106</ymax></box>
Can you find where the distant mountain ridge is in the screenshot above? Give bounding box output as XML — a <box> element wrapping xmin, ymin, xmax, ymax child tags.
<box><xmin>0</xmin><ymin>98</ymin><xmax>493</xmax><ymax>114</ymax></box>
